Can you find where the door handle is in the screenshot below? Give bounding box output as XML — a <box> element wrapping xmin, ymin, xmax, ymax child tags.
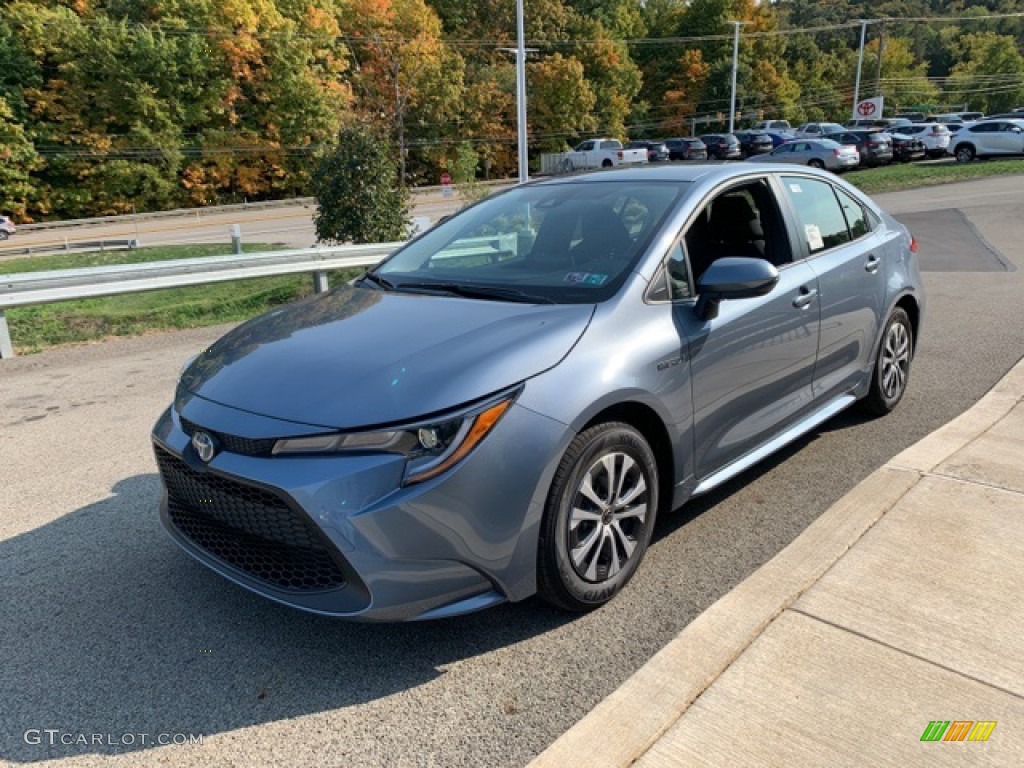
<box><xmin>793</xmin><ymin>286</ymin><xmax>817</xmax><ymax>309</ymax></box>
<box><xmin>865</xmin><ymin>254</ymin><xmax>881</xmax><ymax>273</ymax></box>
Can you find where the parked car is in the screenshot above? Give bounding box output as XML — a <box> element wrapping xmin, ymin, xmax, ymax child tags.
<box><xmin>0</xmin><ymin>215</ymin><xmax>16</xmax><ymax>240</ymax></box>
<box><xmin>825</xmin><ymin>130</ymin><xmax>894</xmax><ymax>166</ymax></box>
<box><xmin>156</xmin><ymin>164</ymin><xmax>923</xmax><ymax>620</ymax></box>
<box><xmin>762</xmin><ymin>131</ymin><xmax>792</xmax><ymax>148</ymax></box>
<box><xmin>846</xmin><ymin>119</ymin><xmax>889</xmax><ymax>130</ymax></box>
<box><xmin>750</xmin><ymin>119</ymin><xmax>792</xmax><ymax>134</ymax></box>
<box><xmin>895</xmin><ymin>124</ymin><xmax>952</xmax><ymax>158</ymax></box>
<box><xmin>887</xmin><ymin>132</ymin><xmax>927</xmax><ymax>163</ymax></box>
<box><xmin>700</xmin><ymin>133</ymin><xmax>743</xmax><ymax>160</ymax></box>
<box><xmin>753</xmin><ymin>139</ymin><xmax>860</xmax><ymax>171</ymax></box>
<box><xmin>664</xmin><ymin>137</ymin><xmax>708</xmax><ymax>161</ymax></box>
<box><xmin>626</xmin><ymin>140</ymin><xmax>670</xmax><ymax>163</ymax></box>
<box><xmin>733</xmin><ymin>130</ymin><xmax>775</xmax><ymax>158</ymax></box>
<box><xmin>893</xmin><ymin>112</ymin><xmax>927</xmax><ymax>123</ymax></box>
<box><xmin>881</xmin><ymin>118</ymin><xmax>914</xmax><ymax>131</ymax></box>
<box><xmin>561</xmin><ymin>138</ymin><xmax>648</xmax><ymax>171</ymax></box>
<box><xmin>793</xmin><ymin>122</ymin><xmax>846</xmax><ymax>138</ymax></box>
<box><xmin>948</xmin><ymin>118</ymin><xmax>1024</xmax><ymax>162</ymax></box>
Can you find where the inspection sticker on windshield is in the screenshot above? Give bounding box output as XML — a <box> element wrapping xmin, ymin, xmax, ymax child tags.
<box><xmin>805</xmin><ymin>224</ymin><xmax>824</xmax><ymax>251</ymax></box>
<box><xmin>789</xmin><ymin>183</ymin><xmax>803</xmax><ymax>193</ymax></box>
<box><xmin>565</xmin><ymin>272</ymin><xmax>609</xmax><ymax>285</ymax></box>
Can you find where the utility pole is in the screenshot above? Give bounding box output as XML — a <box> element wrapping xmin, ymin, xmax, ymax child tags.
<box><xmin>852</xmin><ymin>19</ymin><xmax>869</xmax><ymax>121</ymax></box>
<box><xmin>515</xmin><ymin>0</ymin><xmax>528</xmax><ymax>183</ymax></box>
<box><xmin>874</xmin><ymin>22</ymin><xmax>886</xmax><ymax>98</ymax></box>
<box><xmin>500</xmin><ymin>0</ymin><xmax>534</xmax><ymax>184</ymax></box>
<box><xmin>728</xmin><ymin>21</ymin><xmax>747</xmax><ymax>134</ymax></box>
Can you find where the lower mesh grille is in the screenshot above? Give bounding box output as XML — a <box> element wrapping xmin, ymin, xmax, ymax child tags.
<box><xmin>168</xmin><ymin>502</ymin><xmax>347</xmax><ymax>591</ymax></box>
<box><xmin>155</xmin><ymin>446</ymin><xmax>347</xmax><ymax>592</ymax></box>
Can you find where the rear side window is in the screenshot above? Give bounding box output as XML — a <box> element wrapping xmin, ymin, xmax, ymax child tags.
<box><xmin>781</xmin><ymin>176</ymin><xmax>852</xmax><ymax>254</ymax></box>
<box><xmin>835</xmin><ymin>188</ymin><xmax>871</xmax><ymax>240</ymax></box>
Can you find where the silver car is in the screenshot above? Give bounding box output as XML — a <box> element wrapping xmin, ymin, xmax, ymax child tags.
<box><xmin>154</xmin><ymin>165</ymin><xmax>923</xmax><ymax>621</ymax></box>
<box><xmin>755</xmin><ymin>139</ymin><xmax>860</xmax><ymax>171</ymax></box>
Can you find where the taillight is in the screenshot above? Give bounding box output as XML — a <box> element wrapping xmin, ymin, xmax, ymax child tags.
<box><xmin>617</xmin><ymin>150</ymin><xmax>623</xmax><ymax>159</ymax></box>
<box><xmin>834</xmin><ymin>149</ymin><xmax>842</xmax><ymax>157</ymax></box>
<box><xmin>910</xmin><ymin>234</ymin><xmax>919</xmax><ymax>253</ymax></box>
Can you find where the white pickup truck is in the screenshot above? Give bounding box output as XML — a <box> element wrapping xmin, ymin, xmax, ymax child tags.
<box><xmin>561</xmin><ymin>139</ymin><xmax>648</xmax><ymax>171</ymax></box>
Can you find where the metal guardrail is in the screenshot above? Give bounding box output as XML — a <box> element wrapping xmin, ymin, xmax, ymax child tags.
<box><xmin>2</xmin><ymin>238</ymin><xmax>139</xmax><ymax>257</ymax></box>
<box><xmin>0</xmin><ymin>242</ymin><xmax>403</xmax><ymax>359</ymax></box>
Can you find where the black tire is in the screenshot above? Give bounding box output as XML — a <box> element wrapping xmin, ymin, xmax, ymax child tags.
<box><xmin>862</xmin><ymin>308</ymin><xmax>913</xmax><ymax>416</ymax></box>
<box><xmin>537</xmin><ymin>422</ymin><xmax>659</xmax><ymax>612</ymax></box>
<box><xmin>0</xmin><ymin>231</ymin><xmax>8</xmax><ymax>241</ymax></box>
<box><xmin>808</xmin><ymin>158</ymin><xmax>825</xmax><ymax>169</ymax></box>
<box><xmin>954</xmin><ymin>144</ymin><xmax>975</xmax><ymax>163</ymax></box>
<box><xmin>601</xmin><ymin>158</ymin><xmax>613</xmax><ymax>168</ymax></box>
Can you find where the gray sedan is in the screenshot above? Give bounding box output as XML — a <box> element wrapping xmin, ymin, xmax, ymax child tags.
<box><xmin>155</xmin><ymin>165</ymin><xmax>923</xmax><ymax>621</ymax></box>
<box><xmin>754</xmin><ymin>139</ymin><xmax>860</xmax><ymax>171</ymax></box>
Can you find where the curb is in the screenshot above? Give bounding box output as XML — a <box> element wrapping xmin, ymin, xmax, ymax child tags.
<box><xmin>527</xmin><ymin>355</ymin><xmax>1024</xmax><ymax>768</ymax></box>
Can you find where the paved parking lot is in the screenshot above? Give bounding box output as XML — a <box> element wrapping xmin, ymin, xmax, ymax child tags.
<box><xmin>1</xmin><ymin>178</ymin><xmax>1023</xmax><ymax>767</ymax></box>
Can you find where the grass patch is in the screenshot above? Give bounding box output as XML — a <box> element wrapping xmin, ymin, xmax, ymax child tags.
<box><xmin>3</xmin><ymin>243</ymin><xmax>364</xmax><ymax>353</ymax></box>
<box><xmin>844</xmin><ymin>158</ymin><xmax>1024</xmax><ymax>194</ymax></box>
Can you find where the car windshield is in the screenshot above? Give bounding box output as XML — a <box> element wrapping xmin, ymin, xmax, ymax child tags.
<box><xmin>373</xmin><ymin>181</ymin><xmax>687</xmax><ymax>304</ymax></box>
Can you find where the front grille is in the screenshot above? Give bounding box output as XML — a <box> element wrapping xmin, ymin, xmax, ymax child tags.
<box><xmin>155</xmin><ymin>446</ymin><xmax>347</xmax><ymax>592</ymax></box>
<box><xmin>179</xmin><ymin>417</ymin><xmax>277</xmax><ymax>457</ymax></box>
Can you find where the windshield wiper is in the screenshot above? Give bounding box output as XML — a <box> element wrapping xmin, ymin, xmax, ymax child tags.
<box><xmin>396</xmin><ymin>281</ymin><xmax>556</xmax><ymax>304</ymax></box>
<box><xmin>358</xmin><ymin>271</ymin><xmax>397</xmax><ymax>291</ymax></box>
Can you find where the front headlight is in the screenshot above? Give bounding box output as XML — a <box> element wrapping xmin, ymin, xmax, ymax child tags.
<box><xmin>271</xmin><ymin>392</ymin><xmax>516</xmax><ymax>485</ymax></box>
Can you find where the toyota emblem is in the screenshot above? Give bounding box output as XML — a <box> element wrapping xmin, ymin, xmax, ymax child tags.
<box><xmin>191</xmin><ymin>431</ymin><xmax>217</xmax><ymax>463</ymax></box>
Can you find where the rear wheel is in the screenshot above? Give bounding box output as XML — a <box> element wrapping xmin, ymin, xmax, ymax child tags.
<box><xmin>601</xmin><ymin>159</ymin><xmax>613</xmax><ymax>168</ymax></box>
<box><xmin>537</xmin><ymin>422</ymin><xmax>659</xmax><ymax>612</ymax></box>
<box><xmin>862</xmin><ymin>308</ymin><xmax>913</xmax><ymax>416</ymax></box>
<box><xmin>954</xmin><ymin>144</ymin><xmax>975</xmax><ymax>163</ymax></box>
<box><xmin>0</xmin><ymin>231</ymin><xmax>8</xmax><ymax>241</ymax></box>
<box><xmin>808</xmin><ymin>159</ymin><xmax>825</xmax><ymax>169</ymax></box>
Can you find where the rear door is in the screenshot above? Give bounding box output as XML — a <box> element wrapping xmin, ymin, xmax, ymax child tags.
<box><xmin>778</xmin><ymin>175</ymin><xmax>888</xmax><ymax>400</ymax></box>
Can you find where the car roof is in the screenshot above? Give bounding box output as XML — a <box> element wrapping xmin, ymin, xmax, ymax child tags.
<box><xmin>531</xmin><ymin>163</ymin><xmax>803</xmax><ymax>187</ymax></box>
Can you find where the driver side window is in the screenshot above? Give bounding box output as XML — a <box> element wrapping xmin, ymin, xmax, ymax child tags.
<box><xmin>683</xmin><ymin>179</ymin><xmax>792</xmax><ymax>286</ymax></box>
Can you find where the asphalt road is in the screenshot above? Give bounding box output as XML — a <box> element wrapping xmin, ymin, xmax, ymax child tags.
<box><xmin>1</xmin><ymin>178</ymin><xmax>1023</xmax><ymax>767</ymax></box>
<box><xmin>0</xmin><ymin>189</ymin><xmax>470</xmax><ymax>260</ymax></box>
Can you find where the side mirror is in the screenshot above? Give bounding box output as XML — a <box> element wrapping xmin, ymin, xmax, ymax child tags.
<box><xmin>695</xmin><ymin>257</ymin><xmax>780</xmax><ymax>320</ymax></box>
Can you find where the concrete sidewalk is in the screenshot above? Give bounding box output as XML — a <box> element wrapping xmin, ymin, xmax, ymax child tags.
<box><xmin>530</xmin><ymin>356</ymin><xmax>1024</xmax><ymax>767</ymax></box>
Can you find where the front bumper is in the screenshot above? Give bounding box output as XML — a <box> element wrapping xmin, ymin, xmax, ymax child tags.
<box><xmin>152</xmin><ymin>396</ymin><xmax>568</xmax><ymax>621</ymax></box>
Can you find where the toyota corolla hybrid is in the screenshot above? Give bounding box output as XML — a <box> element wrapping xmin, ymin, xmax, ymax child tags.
<box><xmin>153</xmin><ymin>164</ymin><xmax>923</xmax><ymax>621</ymax></box>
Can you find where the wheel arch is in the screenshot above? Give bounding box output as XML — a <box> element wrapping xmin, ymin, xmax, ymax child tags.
<box><xmin>579</xmin><ymin>401</ymin><xmax>676</xmax><ymax>516</ymax></box>
<box><xmin>894</xmin><ymin>293</ymin><xmax>921</xmax><ymax>356</ymax></box>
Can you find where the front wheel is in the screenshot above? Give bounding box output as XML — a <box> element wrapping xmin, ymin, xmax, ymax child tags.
<box><xmin>0</xmin><ymin>231</ymin><xmax>8</xmax><ymax>241</ymax></box>
<box><xmin>537</xmin><ymin>422</ymin><xmax>659</xmax><ymax>612</ymax></box>
<box><xmin>862</xmin><ymin>308</ymin><xmax>913</xmax><ymax>416</ymax></box>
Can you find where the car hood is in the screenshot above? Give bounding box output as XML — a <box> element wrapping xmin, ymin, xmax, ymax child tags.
<box><xmin>179</xmin><ymin>285</ymin><xmax>594</xmax><ymax>430</ymax></box>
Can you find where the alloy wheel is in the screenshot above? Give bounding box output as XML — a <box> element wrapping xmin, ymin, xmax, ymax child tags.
<box><xmin>880</xmin><ymin>320</ymin><xmax>910</xmax><ymax>401</ymax></box>
<box><xmin>566</xmin><ymin>451</ymin><xmax>649</xmax><ymax>583</ymax></box>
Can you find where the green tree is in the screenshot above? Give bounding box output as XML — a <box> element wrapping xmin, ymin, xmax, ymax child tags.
<box><xmin>528</xmin><ymin>53</ymin><xmax>597</xmax><ymax>150</ymax></box>
<box><xmin>0</xmin><ymin>97</ymin><xmax>41</xmax><ymax>220</ymax></box>
<box><xmin>311</xmin><ymin>124</ymin><xmax>410</xmax><ymax>244</ymax></box>
<box><xmin>948</xmin><ymin>32</ymin><xmax>1024</xmax><ymax>114</ymax></box>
